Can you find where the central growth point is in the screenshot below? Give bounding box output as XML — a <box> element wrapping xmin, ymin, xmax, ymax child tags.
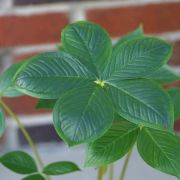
<box><xmin>94</xmin><ymin>79</ymin><xmax>106</xmax><ymax>87</ymax></box>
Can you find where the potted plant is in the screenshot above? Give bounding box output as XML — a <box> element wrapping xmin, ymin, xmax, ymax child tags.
<box><xmin>0</xmin><ymin>21</ymin><xmax>180</xmax><ymax>180</ymax></box>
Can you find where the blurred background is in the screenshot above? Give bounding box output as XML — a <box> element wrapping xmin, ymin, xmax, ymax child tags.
<box><xmin>0</xmin><ymin>0</ymin><xmax>180</xmax><ymax>179</ymax></box>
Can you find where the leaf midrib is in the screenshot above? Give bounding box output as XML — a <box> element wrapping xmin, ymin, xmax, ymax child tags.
<box><xmin>94</xmin><ymin>126</ymin><xmax>138</xmax><ymax>153</ymax></box>
<box><xmin>72</xmin><ymin>86</ymin><xmax>98</xmax><ymax>141</ymax></box>
<box><xmin>1</xmin><ymin>160</ymin><xmax>36</xmax><ymax>173</ymax></box>
<box><xmin>17</xmin><ymin>75</ymin><xmax>95</xmax><ymax>81</ymax></box>
<box><xmin>72</xmin><ymin>26</ymin><xmax>99</xmax><ymax>76</ymax></box>
<box><xmin>110</xmin><ymin>43</ymin><xmax>166</xmax><ymax>77</ymax></box>
<box><xmin>145</xmin><ymin>129</ymin><xmax>177</xmax><ymax>173</ymax></box>
<box><xmin>107</xmin><ymin>82</ymin><xmax>166</xmax><ymax>124</ymax></box>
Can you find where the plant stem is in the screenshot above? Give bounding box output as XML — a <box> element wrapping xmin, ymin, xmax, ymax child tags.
<box><xmin>97</xmin><ymin>167</ymin><xmax>103</xmax><ymax>180</ymax></box>
<box><xmin>0</xmin><ymin>99</ymin><xmax>51</xmax><ymax>180</ymax></box>
<box><xmin>109</xmin><ymin>163</ymin><xmax>114</xmax><ymax>180</ymax></box>
<box><xmin>119</xmin><ymin>146</ymin><xmax>134</xmax><ymax>180</ymax></box>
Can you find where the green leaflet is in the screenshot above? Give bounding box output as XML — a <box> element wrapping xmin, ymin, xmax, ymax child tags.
<box><xmin>3</xmin><ymin>87</ymin><xmax>24</xmax><ymax>97</ymax></box>
<box><xmin>146</xmin><ymin>65</ymin><xmax>180</xmax><ymax>85</ymax></box>
<box><xmin>43</xmin><ymin>161</ymin><xmax>80</xmax><ymax>175</ymax></box>
<box><xmin>22</xmin><ymin>174</ymin><xmax>45</xmax><ymax>180</ymax></box>
<box><xmin>15</xmin><ymin>52</ymin><xmax>96</xmax><ymax>99</ymax></box>
<box><xmin>105</xmin><ymin>37</ymin><xmax>172</xmax><ymax>79</ymax></box>
<box><xmin>0</xmin><ymin>151</ymin><xmax>38</xmax><ymax>174</ymax></box>
<box><xmin>137</xmin><ymin>128</ymin><xmax>180</xmax><ymax>178</ymax></box>
<box><xmin>62</xmin><ymin>21</ymin><xmax>112</xmax><ymax>77</ymax></box>
<box><xmin>85</xmin><ymin>119</ymin><xmax>139</xmax><ymax>167</ymax></box>
<box><xmin>114</xmin><ymin>25</ymin><xmax>144</xmax><ymax>48</ymax></box>
<box><xmin>0</xmin><ymin>62</ymin><xmax>24</xmax><ymax>97</ymax></box>
<box><xmin>167</xmin><ymin>88</ymin><xmax>180</xmax><ymax>120</ymax></box>
<box><xmin>53</xmin><ymin>84</ymin><xmax>114</xmax><ymax>146</ymax></box>
<box><xmin>36</xmin><ymin>99</ymin><xmax>57</xmax><ymax>110</ymax></box>
<box><xmin>0</xmin><ymin>107</ymin><xmax>5</xmax><ymax>137</ymax></box>
<box><xmin>107</xmin><ymin>79</ymin><xmax>174</xmax><ymax>132</ymax></box>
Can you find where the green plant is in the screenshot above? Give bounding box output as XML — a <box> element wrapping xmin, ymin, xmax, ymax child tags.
<box><xmin>0</xmin><ymin>21</ymin><xmax>180</xmax><ymax>180</ymax></box>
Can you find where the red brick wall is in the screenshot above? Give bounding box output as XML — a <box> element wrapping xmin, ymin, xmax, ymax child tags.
<box><xmin>87</xmin><ymin>3</ymin><xmax>180</xmax><ymax>36</ymax></box>
<box><xmin>0</xmin><ymin>0</ymin><xmax>179</xmax><ymax>126</ymax></box>
<box><xmin>0</xmin><ymin>13</ymin><xmax>68</xmax><ymax>47</ymax></box>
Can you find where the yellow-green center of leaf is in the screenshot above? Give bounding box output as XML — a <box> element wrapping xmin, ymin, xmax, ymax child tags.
<box><xmin>94</xmin><ymin>79</ymin><xmax>106</xmax><ymax>87</ymax></box>
<box><xmin>139</xmin><ymin>125</ymin><xmax>144</xmax><ymax>130</ymax></box>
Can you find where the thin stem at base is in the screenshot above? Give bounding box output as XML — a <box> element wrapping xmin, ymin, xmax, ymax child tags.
<box><xmin>0</xmin><ymin>99</ymin><xmax>51</xmax><ymax>180</ymax></box>
<box><xmin>109</xmin><ymin>163</ymin><xmax>114</xmax><ymax>180</ymax></box>
<box><xmin>119</xmin><ymin>146</ymin><xmax>134</xmax><ymax>180</ymax></box>
<box><xmin>97</xmin><ymin>167</ymin><xmax>103</xmax><ymax>180</ymax></box>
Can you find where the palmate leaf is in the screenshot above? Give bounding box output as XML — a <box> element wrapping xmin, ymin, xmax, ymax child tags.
<box><xmin>107</xmin><ymin>79</ymin><xmax>174</xmax><ymax>132</ymax></box>
<box><xmin>104</xmin><ymin>37</ymin><xmax>172</xmax><ymax>79</ymax></box>
<box><xmin>14</xmin><ymin>21</ymin><xmax>174</xmax><ymax>146</ymax></box>
<box><xmin>146</xmin><ymin>65</ymin><xmax>180</xmax><ymax>85</ymax></box>
<box><xmin>43</xmin><ymin>161</ymin><xmax>80</xmax><ymax>175</ymax></box>
<box><xmin>53</xmin><ymin>84</ymin><xmax>114</xmax><ymax>146</ymax></box>
<box><xmin>62</xmin><ymin>21</ymin><xmax>112</xmax><ymax>76</ymax></box>
<box><xmin>0</xmin><ymin>151</ymin><xmax>38</xmax><ymax>174</ymax></box>
<box><xmin>114</xmin><ymin>25</ymin><xmax>144</xmax><ymax>48</ymax></box>
<box><xmin>0</xmin><ymin>62</ymin><xmax>24</xmax><ymax>97</ymax></box>
<box><xmin>0</xmin><ymin>107</ymin><xmax>5</xmax><ymax>137</ymax></box>
<box><xmin>85</xmin><ymin>118</ymin><xmax>139</xmax><ymax>167</ymax></box>
<box><xmin>167</xmin><ymin>88</ymin><xmax>180</xmax><ymax>120</ymax></box>
<box><xmin>15</xmin><ymin>52</ymin><xmax>96</xmax><ymax>99</ymax></box>
<box><xmin>137</xmin><ymin>128</ymin><xmax>180</xmax><ymax>178</ymax></box>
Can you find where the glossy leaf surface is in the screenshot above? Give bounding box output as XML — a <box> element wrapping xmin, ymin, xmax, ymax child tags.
<box><xmin>0</xmin><ymin>151</ymin><xmax>38</xmax><ymax>174</ymax></box>
<box><xmin>0</xmin><ymin>62</ymin><xmax>24</xmax><ymax>97</ymax></box>
<box><xmin>62</xmin><ymin>21</ymin><xmax>112</xmax><ymax>76</ymax></box>
<box><xmin>15</xmin><ymin>52</ymin><xmax>95</xmax><ymax>99</ymax></box>
<box><xmin>167</xmin><ymin>88</ymin><xmax>180</xmax><ymax>120</ymax></box>
<box><xmin>146</xmin><ymin>65</ymin><xmax>180</xmax><ymax>85</ymax></box>
<box><xmin>43</xmin><ymin>161</ymin><xmax>80</xmax><ymax>175</ymax></box>
<box><xmin>53</xmin><ymin>84</ymin><xmax>114</xmax><ymax>146</ymax></box>
<box><xmin>85</xmin><ymin>119</ymin><xmax>139</xmax><ymax>166</ymax></box>
<box><xmin>22</xmin><ymin>174</ymin><xmax>45</xmax><ymax>180</ymax></box>
<box><xmin>107</xmin><ymin>79</ymin><xmax>173</xmax><ymax>131</ymax></box>
<box><xmin>105</xmin><ymin>37</ymin><xmax>172</xmax><ymax>79</ymax></box>
<box><xmin>137</xmin><ymin>128</ymin><xmax>180</xmax><ymax>178</ymax></box>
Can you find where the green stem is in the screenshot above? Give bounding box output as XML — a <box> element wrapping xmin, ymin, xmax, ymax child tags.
<box><xmin>119</xmin><ymin>146</ymin><xmax>134</xmax><ymax>180</ymax></box>
<box><xmin>97</xmin><ymin>167</ymin><xmax>103</xmax><ymax>180</ymax></box>
<box><xmin>0</xmin><ymin>99</ymin><xmax>51</xmax><ymax>180</ymax></box>
<box><xmin>109</xmin><ymin>163</ymin><xmax>114</xmax><ymax>180</ymax></box>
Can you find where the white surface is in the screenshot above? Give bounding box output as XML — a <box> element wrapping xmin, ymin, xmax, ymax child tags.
<box><xmin>1</xmin><ymin>0</ymin><xmax>180</xmax><ymax>16</ymax></box>
<box><xmin>0</xmin><ymin>143</ymin><xmax>176</xmax><ymax>180</ymax></box>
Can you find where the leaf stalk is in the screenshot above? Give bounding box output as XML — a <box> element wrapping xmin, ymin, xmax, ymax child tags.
<box><xmin>0</xmin><ymin>99</ymin><xmax>51</xmax><ymax>180</ymax></box>
<box><xmin>119</xmin><ymin>146</ymin><xmax>134</xmax><ymax>180</ymax></box>
<box><xmin>97</xmin><ymin>166</ymin><xmax>103</xmax><ymax>180</ymax></box>
<box><xmin>109</xmin><ymin>163</ymin><xmax>114</xmax><ymax>180</ymax></box>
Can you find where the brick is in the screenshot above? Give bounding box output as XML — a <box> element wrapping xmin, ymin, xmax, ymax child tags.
<box><xmin>169</xmin><ymin>41</ymin><xmax>180</xmax><ymax>65</ymax></box>
<box><xmin>175</xmin><ymin>121</ymin><xmax>180</xmax><ymax>131</ymax></box>
<box><xmin>87</xmin><ymin>2</ymin><xmax>180</xmax><ymax>37</ymax></box>
<box><xmin>0</xmin><ymin>12</ymin><xmax>69</xmax><ymax>48</ymax></box>
<box><xmin>167</xmin><ymin>81</ymin><xmax>180</xmax><ymax>88</ymax></box>
<box><xmin>4</xmin><ymin>96</ymin><xmax>50</xmax><ymax>115</ymax></box>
